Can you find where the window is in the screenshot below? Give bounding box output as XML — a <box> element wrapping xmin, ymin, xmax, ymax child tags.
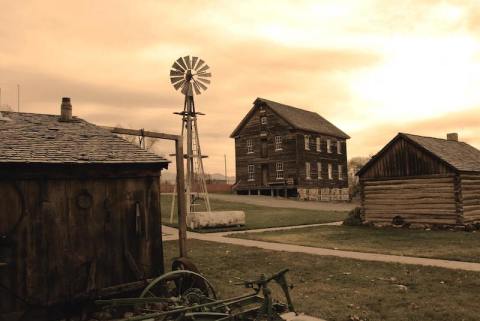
<box><xmin>305</xmin><ymin>162</ymin><xmax>311</xmax><ymax>180</ymax></box>
<box><xmin>327</xmin><ymin>139</ymin><xmax>332</xmax><ymax>153</ymax></box>
<box><xmin>248</xmin><ymin>164</ymin><xmax>255</xmax><ymax>181</ymax></box>
<box><xmin>338</xmin><ymin>164</ymin><xmax>343</xmax><ymax>180</ymax></box>
<box><xmin>328</xmin><ymin>163</ymin><xmax>333</xmax><ymax>180</ymax></box>
<box><xmin>260</xmin><ymin>116</ymin><xmax>267</xmax><ymax>125</ymax></box>
<box><xmin>275</xmin><ymin>136</ymin><xmax>282</xmax><ymax>151</ymax></box>
<box><xmin>247</xmin><ymin>139</ymin><xmax>253</xmax><ymax>154</ymax></box>
<box><xmin>337</xmin><ymin>141</ymin><xmax>342</xmax><ymax>154</ymax></box>
<box><xmin>316</xmin><ymin>137</ymin><xmax>321</xmax><ymax>152</ymax></box>
<box><xmin>304</xmin><ymin>135</ymin><xmax>310</xmax><ymax>150</ymax></box>
<box><xmin>276</xmin><ymin>162</ymin><xmax>284</xmax><ymax>179</ymax></box>
<box><xmin>317</xmin><ymin>162</ymin><xmax>322</xmax><ymax>179</ymax></box>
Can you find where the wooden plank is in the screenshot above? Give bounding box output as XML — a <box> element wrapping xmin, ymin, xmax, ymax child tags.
<box><xmin>366</xmin><ymin>213</ymin><xmax>458</xmax><ymax>220</ymax></box>
<box><xmin>365</xmin><ymin>192</ymin><xmax>454</xmax><ymax>200</ymax></box>
<box><xmin>364</xmin><ymin>190</ymin><xmax>454</xmax><ymax>198</ymax></box>
<box><xmin>460</xmin><ymin>174</ymin><xmax>480</xmax><ymax>180</ymax></box>
<box><xmin>366</xmin><ymin>217</ymin><xmax>457</xmax><ymax>224</ymax></box>
<box><xmin>365</xmin><ymin>209</ymin><xmax>456</xmax><ymax>215</ymax></box>
<box><xmin>365</xmin><ymin>204</ymin><xmax>456</xmax><ymax>210</ymax></box>
<box><xmin>460</xmin><ymin>187</ymin><xmax>480</xmax><ymax>193</ymax></box>
<box><xmin>364</xmin><ymin>198</ymin><xmax>454</xmax><ymax>205</ymax></box>
<box><xmin>364</xmin><ymin>184</ymin><xmax>453</xmax><ymax>191</ymax></box>
<box><xmin>463</xmin><ymin>209</ymin><xmax>480</xmax><ymax>216</ymax></box>
<box><xmin>364</xmin><ymin>177</ymin><xmax>453</xmax><ymax>186</ymax></box>
<box><xmin>463</xmin><ymin>205</ymin><xmax>480</xmax><ymax>212</ymax></box>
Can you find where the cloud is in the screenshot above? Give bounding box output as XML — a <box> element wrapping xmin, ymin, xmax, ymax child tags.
<box><xmin>349</xmin><ymin>106</ymin><xmax>480</xmax><ymax>158</ymax></box>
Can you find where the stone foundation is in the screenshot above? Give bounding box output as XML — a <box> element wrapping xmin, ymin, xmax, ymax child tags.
<box><xmin>297</xmin><ymin>188</ymin><xmax>350</xmax><ymax>201</ymax></box>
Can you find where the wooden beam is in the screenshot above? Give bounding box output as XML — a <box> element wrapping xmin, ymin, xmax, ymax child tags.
<box><xmin>102</xmin><ymin>126</ymin><xmax>181</xmax><ymax>141</ymax></box>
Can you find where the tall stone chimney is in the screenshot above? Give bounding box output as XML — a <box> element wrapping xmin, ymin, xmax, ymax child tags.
<box><xmin>60</xmin><ymin>97</ymin><xmax>72</xmax><ymax>122</ymax></box>
<box><xmin>447</xmin><ymin>133</ymin><xmax>458</xmax><ymax>142</ymax></box>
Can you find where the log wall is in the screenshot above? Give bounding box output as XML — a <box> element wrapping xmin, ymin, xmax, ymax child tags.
<box><xmin>460</xmin><ymin>174</ymin><xmax>480</xmax><ymax>223</ymax></box>
<box><xmin>362</xmin><ymin>176</ymin><xmax>458</xmax><ymax>225</ymax></box>
<box><xmin>0</xmin><ymin>168</ymin><xmax>163</xmax><ymax>315</ymax></box>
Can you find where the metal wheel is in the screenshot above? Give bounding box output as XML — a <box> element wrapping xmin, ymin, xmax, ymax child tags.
<box><xmin>140</xmin><ymin>270</ymin><xmax>217</xmax><ymax>301</ymax></box>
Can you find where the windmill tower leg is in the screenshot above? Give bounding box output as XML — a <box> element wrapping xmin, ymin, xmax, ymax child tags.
<box><xmin>193</xmin><ymin>116</ymin><xmax>211</xmax><ymax>212</ymax></box>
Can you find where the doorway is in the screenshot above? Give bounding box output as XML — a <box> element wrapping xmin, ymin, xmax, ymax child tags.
<box><xmin>261</xmin><ymin>164</ymin><xmax>269</xmax><ymax>186</ymax></box>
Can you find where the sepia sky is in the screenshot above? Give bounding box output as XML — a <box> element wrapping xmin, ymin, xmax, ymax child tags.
<box><xmin>1</xmin><ymin>0</ymin><xmax>480</xmax><ymax>175</ymax></box>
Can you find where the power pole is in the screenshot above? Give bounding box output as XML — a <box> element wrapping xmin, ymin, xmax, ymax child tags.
<box><xmin>17</xmin><ymin>84</ymin><xmax>20</xmax><ymax>112</ymax></box>
<box><xmin>224</xmin><ymin>154</ymin><xmax>227</xmax><ymax>183</ymax></box>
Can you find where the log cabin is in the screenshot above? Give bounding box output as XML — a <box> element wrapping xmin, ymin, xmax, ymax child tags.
<box><xmin>0</xmin><ymin>98</ymin><xmax>169</xmax><ymax>318</ymax></box>
<box><xmin>230</xmin><ymin>98</ymin><xmax>350</xmax><ymax>201</ymax></box>
<box><xmin>357</xmin><ymin>132</ymin><xmax>480</xmax><ymax>226</ymax></box>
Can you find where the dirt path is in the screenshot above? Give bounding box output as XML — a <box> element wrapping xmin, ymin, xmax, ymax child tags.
<box><xmin>208</xmin><ymin>194</ymin><xmax>358</xmax><ymax>211</ymax></box>
<box><xmin>162</xmin><ymin>225</ymin><xmax>480</xmax><ymax>272</ymax></box>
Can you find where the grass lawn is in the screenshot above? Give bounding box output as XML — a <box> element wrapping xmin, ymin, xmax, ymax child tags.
<box><xmin>163</xmin><ymin>239</ymin><xmax>480</xmax><ymax>321</ymax></box>
<box><xmin>231</xmin><ymin>225</ymin><xmax>480</xmax><ymax>263</ymax></box>
<box><xmin>161</xmin><ymin>195</ymin><xmax>347</xmax><ymax>231</ymax></box>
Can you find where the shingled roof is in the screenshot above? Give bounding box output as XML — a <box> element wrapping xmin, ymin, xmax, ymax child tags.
<box><xmin>0</xmin><ymin>111</ymin><xmax>169</xmax><ymax>166</ymax></box>
<box><xmin>230</xmin><ymin>98</ymin><xmax>350</xmax><ymax>139</ymax></box>
<box><xmin>358</xmin><ymin>133</ymin><xmax>480</xmax><ymax>175</ymax></box>
<box><xmin>401</xmin><ymin>133</ymin><xmax>480</xmax><ymax>172</ymax></box>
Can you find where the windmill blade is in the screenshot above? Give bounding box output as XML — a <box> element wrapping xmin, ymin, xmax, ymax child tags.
<box><xmin>172</xmin><ymin>61</ymin><xmax>185</xmax><ymax>72</ymax></box>
<box><xmin>194</xmin><ymin>59</ymin><xmax>205</xmax><ymax>71</ymax></box>
<box><xmin>170</xmin><ymin>76</ymin><xmax>184</xmax><ymax>84</ymax></box>
<box><xmin>194</xmin><ymin>79</ymin><xmax>208</xmax><ymax>91</ymax></box>
<box><xmin>176</xmin><ymin>57</ymin><xmax>187</xmax><ymax>70</ymax></box>
<box><xmin>173</xmin><ymin>79</ymin><xmax>185</xmax><ymax>90</ymax></box>
<box><xmin>192</xmin><ymin>81</ymin><xmax>201</xmax><ymax>95</ymax></box>
<box><xmin>197</xmin><ymin>77</ymin><xmax>211</xmax><ymax>85</ymax></box>
<box><xmin>170</xmin><ymin>69</ymin><xmax>184</xmax><ymax>77</ymax></box>
<box><xmin>197</xmin><ymin>64</ymin><xmax>210</xmax><ymax>73</ymax></box>
<box><xmin>191</xmin><ymin>56</ymin><xmax>199</xmax><ymax>70</ymax></box>
<box><xmin>183</xmin><ymin>56</ymin><xmax>192</xmax><ymax>69</ymax></box>
<box><xmin>197</xmin><ymin>72</ymin><xmax>211</xmax><ymax>78</ymax></box>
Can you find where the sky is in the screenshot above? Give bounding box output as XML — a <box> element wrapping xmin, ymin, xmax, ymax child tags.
<box><xmin>1</xmin><ymin>0</ymin><xmax>479</xmax><ymax>175</ymax></box>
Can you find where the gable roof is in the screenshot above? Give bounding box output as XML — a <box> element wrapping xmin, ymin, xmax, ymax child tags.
<box><xmin>0</xmin><ymin>111</ymin><xmax>169</xmax><ymax>166</ymax></box>
<box><xmin>357</xmin><ymin>133</ymin><xmax>480</xmax><ymax>175</ymax></box>
<box><xmin>230</xmin><ymin>98</ymin><xmax>350</xmax><ymax>139</ymax></box>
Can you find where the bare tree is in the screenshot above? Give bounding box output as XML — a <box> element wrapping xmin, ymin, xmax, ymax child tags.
<box><xmin>348</xmin><ymin>156</ymin><xmax>370</xmax><ymax>197</ymax></box>
<box><xmin>114</xmin><ymin>124</ymin><xmax>159</xmax><ymax>152</ymax></box>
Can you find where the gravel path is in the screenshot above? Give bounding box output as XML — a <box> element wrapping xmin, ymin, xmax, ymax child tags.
<box><xmin>162</xmin><ymin>225</ymin><xmax>480</xmax><ymax>272</ymax></box>
<box><xmin>209</xmin><ymin>194</ymin><xmax>358</xmax><ymax>212</ymax></box>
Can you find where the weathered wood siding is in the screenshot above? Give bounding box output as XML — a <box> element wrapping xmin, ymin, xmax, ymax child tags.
<box><xmin>0</xmin><ymin>167</ymin><xmax>163</xmax><ymax>314</ymax></box>
<box><xmin>296</xmin><ymin>132</ymin><xmax>348</xmax><ymax>189</ymax></box>
<box><xmin>234</xmin><ymin>106</ymin><xmax>297</xmax><ymax>190</ymax></box>
<box><xmin>460</xmin><ymin>174</ymin><xmax>480</xmax><ymax>223</ymax></box>
<box><xmin>233</xmin><ymin>105</ymin><xmax>348</xmax><ymax>191</ymax></box>
<box><xmin>362</xmin><ymin>176</ymin><xmax>458</xmax><ymax>224</ymax></box>
<box><xmin>360</xmin><ymin>138</ymin><xmax>454</xmax><ymax>179</ymax></box>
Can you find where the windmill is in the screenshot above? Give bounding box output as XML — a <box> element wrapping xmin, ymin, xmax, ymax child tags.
<box><xmin>169</xmin><ymin>56</ymin><xmax>212</xmax><ymax>220</ymax></box>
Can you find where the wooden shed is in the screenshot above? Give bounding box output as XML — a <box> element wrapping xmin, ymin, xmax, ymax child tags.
<box><xmin>357</xmin><ymin>133</ymin><xmax>480</xmax><ymax>226</ymax></box>
<box><xmin>0</xmin><ymin>98</ymin><xmax>169</xmax><ymax>318</ymax></box>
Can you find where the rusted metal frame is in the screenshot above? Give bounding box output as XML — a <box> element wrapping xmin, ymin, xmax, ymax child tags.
<box><xmin>103</xmin><ymin>126</ymin><xmax>187</xmax><ymax>258</ymax></box>
<box><xmin>113</xmin><ymin>293</ymin><xmax>261</xmax><ymax>321</ymax></box>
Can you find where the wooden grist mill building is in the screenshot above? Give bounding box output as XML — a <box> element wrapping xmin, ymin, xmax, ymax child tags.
<box><xmin>0</xmin><ymin>98</ymin><xmax>169</xmax><ymax>318</ymax></box>
<box><xmin>231</xmin><ymin>98</ymin><xmax>350</xmax><ymax>200</ymax></box>
<box><xmin>357</xmin><ymin>132</ymin><xmax>480</xmax><ymax>226</ymax></box>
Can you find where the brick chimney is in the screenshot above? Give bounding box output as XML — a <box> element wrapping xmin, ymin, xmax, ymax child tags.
<box><xmin>447</xmin><ymin>133</ymin><xmax>458</xmax><ymax>142</ymax></box>
<box><xmin>60</xmin><ymin>97</ymin><xmax>72</xmax><ymax>122</ymax></box>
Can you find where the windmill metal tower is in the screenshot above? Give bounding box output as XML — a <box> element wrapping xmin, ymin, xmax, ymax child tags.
<box><xmin>169</xmin><ymin>56</ymin><xmax>212</xmax><ymax>219</ymax></box>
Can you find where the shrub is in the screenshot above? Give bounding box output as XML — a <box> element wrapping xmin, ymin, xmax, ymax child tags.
<box><xmin>343</xmin><ymin>207</ymin><xmax>363</xmax><ymax>226</ymax></box>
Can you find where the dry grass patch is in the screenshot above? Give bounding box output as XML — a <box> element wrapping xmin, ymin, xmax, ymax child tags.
<box><xmin>232</xmin><ymin>225</ymin><xmax>480</xmax><ymax>263</ymax></box>
<box><xmin>163</xmin><ymin>240</ymin><xmax>480</xmax><ymax>321</ymax></box>
<box><xmin>161</xmin><ymin>195</ymin><xmax>347</xmax><ymax>231</ymax></box>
